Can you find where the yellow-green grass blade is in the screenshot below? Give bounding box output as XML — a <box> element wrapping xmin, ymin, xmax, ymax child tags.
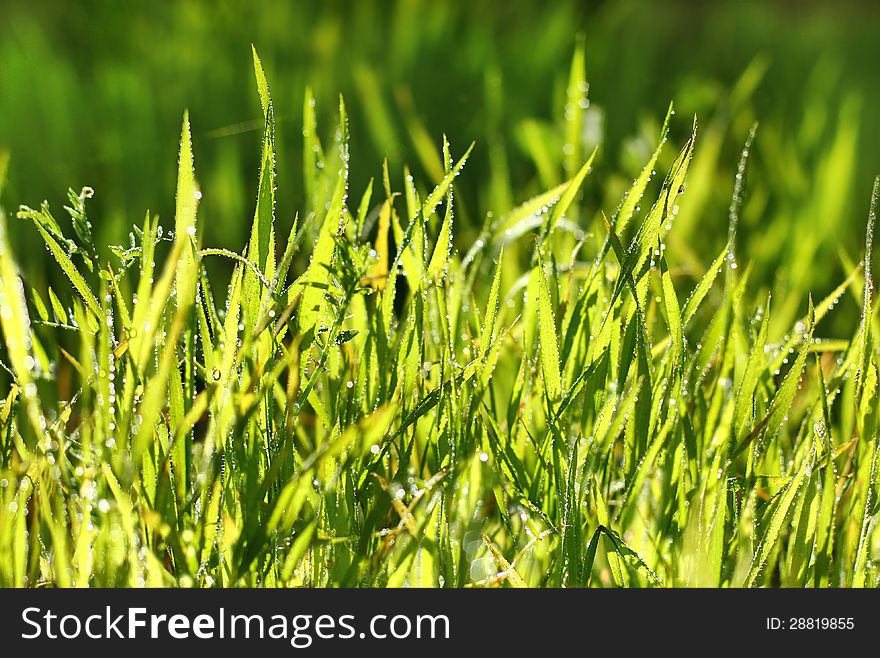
<box><xmin>536</xmin><ymin>251</ymin><xmax>562</xmax><ymax>405</ymax></box>
<box><xmin>173</xmin><ymin>110</ymin><xmax>201</xmax><ymax>313</ymax></box>
<box><xmin>614</xmin><ymin>102</ymin><xmax>673</xmax><ymax>234</ymax></box>
<box><xmin>243</xmin><ymin>48</ymin><xmax>277</xmax><ymax>332</ymax></box>
<box><xmin>21</xmin><ymin>212</ymin><xmax>101</xmax><ymax>319</ymax></box>
<box><xmin>298</xmin><ymin>97</ymin><xmax>349</xmax><ymax>335</ymax></box>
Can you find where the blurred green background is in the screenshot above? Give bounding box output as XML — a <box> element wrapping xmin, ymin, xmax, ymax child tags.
<box><xmin>1</xmin><ymin>0</ymin><xmax>879</xmax><ymax>334</ymax></box>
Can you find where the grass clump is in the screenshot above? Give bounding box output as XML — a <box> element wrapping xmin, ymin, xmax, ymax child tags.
<box><xmin>0</xmin><ymin>47</ymin><xmax>878</xmax><ymax>588</ymax></box>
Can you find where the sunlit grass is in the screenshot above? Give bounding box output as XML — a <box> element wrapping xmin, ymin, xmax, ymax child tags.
<box><xmin>0</xmin><ymin>45</ymin><xmax>878</xmax><ymax>588</ymax></box>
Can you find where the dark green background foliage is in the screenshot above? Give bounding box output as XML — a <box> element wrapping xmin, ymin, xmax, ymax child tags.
<box><xmin>2</xmin><ymin>0</ymin><xmax>879</xmax><ymax>318</ymax></box>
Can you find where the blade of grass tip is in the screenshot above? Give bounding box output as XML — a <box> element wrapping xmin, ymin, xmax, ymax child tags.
<box><xmin>536</xmin><ymin>250</ymin><xmax>562</xmax><ymax>406</ymax></box>
<box><xmin>382</xmin><ymin>157</ymin><xmax>393</xmax><ymax>200</ymax></box>
<box><xmin>30</xmin><ymin>287</ymin><xmax>48</xmax><ymax>323</ymax></box>
<box><xmin>400</xmin><ymin>162</ymin><xmax>417</xmax><ymax>216</ymax></box>
<box><xmin>610</xmin><ymin>119</ymin><xmax>696</xmax><ymax>308</ymax></box>
<box><xmin>19</xmin><ymin>210</ymin><xmax>101</xmax><ymax>319</ymax></box>
<box><xmin>492</xmin><ymin>180</ymin><xmax>570</xmax><ymax>244</ymax></box>
<box><xmin>479</xmin><ymin>248</ymin><xmax>504</xmax><ymax>363</ymax></box>
<box><xmin>48</xmin><ymin>288</ymin><xmax>68</xmax><ymax>324</ymax></box>
<box><xmin>563</xmin><ymin>34</ymin><xmax>587</xmax><ymax>179</ymax></box>
<box><xmin>420</xmin><ymin>142</ymin><xmax>473</xmax><ymax>222</ymax></box>
<box><xmin>243</xmin><ymin>48</ymin><xmax>277</xmax><ymax>332</ymax></box>
<box><xmin>725</xmin><ymin>123</ymin><xmax>757</xmax><ymax>291</ymax></box>
<box><xmin>614</xmin><ymin>102</ymin><xmax>673</xmax><ymax>234</ymax></box>
<box><xmin>633</xmin><ymin>116</ymin><xmax>697</xmax><ymax>255</ymax></box>
<box><xmin>539</xmin><ymin>146</ymin><xmax>597</xmax><ymax>246</ymax></box>
<box><xmin>401</xmin><ymin>168</ymin><xmax>425</xmax><ymax>285</ymax></box>
<box><xmin>426</xmin><ymin>186</ymin><xmax>453</xmax><ymax>281</ymax></box>
<box><xmin>767</xmin><ymin>269</ymin><xmax>861</xmax><ymax>375</ymax></box>
<box><xmin>298</xmin><ymin>96</ymin><xmax>349</xmax><ymax>335</ymax></box>
<box><xmin>252</xmin><ymin>45</ymin><xmax>271</xmax><ymax>114</ymax></box>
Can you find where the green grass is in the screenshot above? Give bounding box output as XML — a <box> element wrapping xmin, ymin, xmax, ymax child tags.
<box><xmin>0</xmin><ymin>43</ymin><xmax>878</xmax><ymax>588</ymax></box>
